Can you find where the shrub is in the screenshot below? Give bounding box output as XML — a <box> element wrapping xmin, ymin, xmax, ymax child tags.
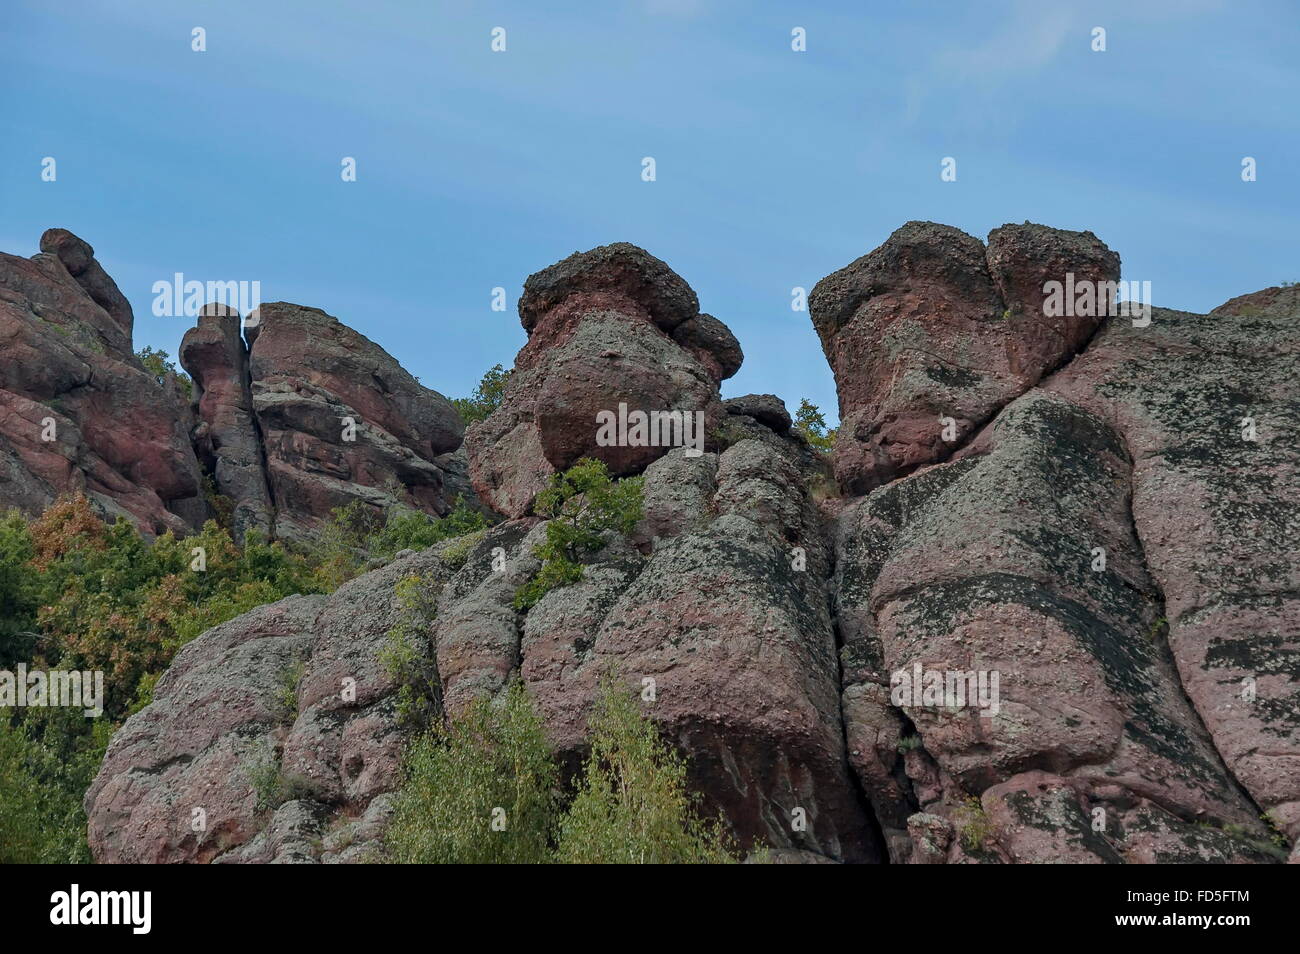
<box><xmin>954</xmin><ymin>795</ymin><xmax>993</xmax><ymax>852</ymax></box>
<box><xmin>29</xmin><ymin>498</ymin><xmax>322</xmax><ymax>717</ymax></box>
<box><xmin>452</xmin><ymin>364</ymin><xmax>511</xmax><ymax>426</ymax></box>
<box><xmin>315</xmin><ymin>496</ymin><xmax>488</xmax><ymax>588</ymax></box>
<box><xmin>514</xmin><ymin>459</ymin><xmax>643</xmax><ymax>610</ymax></box>
<box><xmin>379</xmin><ymin>574</ymin><xmax>442</xmax><ymax>728</ymax></box>
<box><xmin>555</xmin><ymin>679</ymin><xmax>738</xmax><ymax>864</ymax></box>
<box><xmin>386</xmin><ymin>681</ymin><xmax>559</xmax><ymax>864</ymax></box>
<box><xmin>0</xmin><ymin>709</ymin><xmax>110</xmax><ymax>863</ymax></box>
<box><xmin>794</xmin><ymin>398</ymin><xmax>837</xmax><ymax>454</ymax></box>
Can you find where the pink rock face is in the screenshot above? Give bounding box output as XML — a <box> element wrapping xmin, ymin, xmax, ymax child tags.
<box><xmin>77</xmin><ymin>223</ymin><xmax>1297</xmax><ymax>865</ymax></box>
<box><xmin>0</xmin><ymin>232</ymin><xmax>205</xmax><ymax>535</ymax></box>
<box><xmin>505</xmin><ymin>439</ymin><xmax>873</xmax><ymax>861</ymax></box>
<box><xmin>833</xmin><ymin>391</ymin><xmax>1270</xmax><ymax>861</ymax></box>
<box><xmin>244</xmin><ymin>302</ymin><xmax>466</xmax><ymax>540</ymax></box>
<box><xmin>467</xmin><ymin>243</ymin><xmax>739</xmax><ymax>518</ymax></box>
<box><xmin>85</xmin><ymin>548</ymin><xmax>458</xmax><ymax>864</ymax></box>
<box><xmin>1044</xmin><ymin>300</ymin><xmax>1300</xmax><ymax>840</ymax></box>
<box><xmin>827</xmin><ymin>225</ymin><xmax>1297</xmax><ymax>863</ymax></box>
<box><xmin>810</xmin><ymin>221</ymin><xmax>1119</xmax><ymax>495</ymax></box>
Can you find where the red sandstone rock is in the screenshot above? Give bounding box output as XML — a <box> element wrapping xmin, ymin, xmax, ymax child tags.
<box><xmin>0</xmin><ymin>233</ymin><xmax>205</xmax><ymax>534</ymax></box>
<box><xmin>467</xmin><ymin>243</ymin><xmax>736</xmax><ymax>518</ymax></box>
<box><xmin>810</xmin><ymin>221</ymin><xmax>1119</xmax><ymax>494</ymax></box>
<box><xmin>244</xmin><ymin>301</ymin><xmax>465</xmax><ymax>539</ymax></box>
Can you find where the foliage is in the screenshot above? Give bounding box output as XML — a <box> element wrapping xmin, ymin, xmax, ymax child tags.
<box><xmin>896</xmin><ymin>733</ymin><xmax>923</xmax><ymax>753</ymax></box>
<box><xmin>954</xmin><ymin>794</ymin><xmax>993</xmax><ymax>852</ymax></box>
<box><xmin>794</xmin><ymin>398</ymin><xmax>837</xmax><ymax>454</ymax></box>
<box><xmin>0</xmin><ymin>509</ymin><xmax>40</xmax><ymax>668</ymax></box>
<box><xmin>135</xmin><ymin>345</ymin><xmax>192</xmax><ymax>399</ymax></box>
<box><xmin>0</xmin><ymin>710</ymin><xmax>109</xmax><ymax>863</ymax></box>
<box><xmin>25</xmin><ymin>496</ymin><xmax>322</xmax><ymax>718</ymax></box>
<box><xmin>315</xmin><ymin>496</ymin><xmax>488</xmax><ymax>589</ymax></box>
<box><xmin>0</xmin><ymin>495</ymin><xmax>325</xmax><ymax>862</ymax></box>
<box><xmin>514</xmin><ymin>458</ymin><xmax>643</xmax><ymax>610</ymax></box>
<box><xmin>379</xmin><ymin>573</ymin><xmax>442</xmax><ymax>728</ymax></box>
<box><xmin>452</xmin><ymin>363</ymin><xmax>511</xmax><ymax>426</ymax></box>
<box><xmin>386</xmin><ymin>681</ymin><xmax>559</xmax><ymax>864</ymax></box>
<box><xmin>555</xmin><ymin>679</ymin><xmax>738</xmax><ymax>864</ymax></box>
<box><xmin>385</xmin><ymin>678</ymin><xmax>741</xmax><ymax>864</ymax></box>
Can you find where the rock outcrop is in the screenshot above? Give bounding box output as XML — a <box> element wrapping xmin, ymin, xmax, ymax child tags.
<box><xmin>79</xmin><ymin>228</ymin><xmax>1299</xmax><ymax>866</ymax></box>
<box><xmin>221</xmin><ymin>301</ymin><xmax>465</xmax><ymax>540</ymax></box>
<box><xmin>0</xmin><ymin>230</ymin><xmax>206</xmax><ymax>534</ymax></box>
<box><xmin>181</xmin><ymin>303</ymin><xmax>274</xmax><ymax>539</ymax></box>
<box><xmin>466</xmin><ymin>243</ymin><xmax>739</xmax><ymax>518</ymax></box>
<box><xmin>810</xmin><ymin>221</ymin><xmax>1119</xmax><ymax>494</ymax></box>
<box><xmin>86</xmin><ymin>542</ymin><xmax>465</xmax><ymax>863</ymax></box>
<box><xmin>0</xmin><ymin>230</ymin><xmax>472</xmax><ymax>542</ymax></box>
<box><xmin>827</xmin><ymin>241</ymin><xmax>1297</xmax><ymax>864</ymax></box>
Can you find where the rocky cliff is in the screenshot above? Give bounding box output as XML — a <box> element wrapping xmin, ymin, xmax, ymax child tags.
<box><xmin>7</xmin><ymin>224</ymin><xmax>1293</xmax><ymax>864</ymax></box>
<box><xmin>0</xmin><ymin>229</ymin><xmax>468</xmax><ymax>542</ymax></box>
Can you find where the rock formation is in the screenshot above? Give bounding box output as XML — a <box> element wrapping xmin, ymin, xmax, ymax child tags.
<box><xmin>466</xmin><ymin>243</ymin><xmax>739</xmax><ymax>518</ymax></box>
<box><xmin>197</xmin><ymin>300</ymin><xmax>467</xmax><ymax>540</ymax></box>
<box><xmin>70</xmin><ymin>224</ymin><xmax>1300</xmax><ymax>864</ymax></box>
<box><xmin>810</xmin><ymin>221</ymin><xmax>1119</xmax><ymax>494</ymax></box>
<box><xmin>0</xmin><ymin>228</ymin><xmax>470</xmax><ymax>541</ymax></box>
<box><xmin>0</xmin><ymin>230</ymin><xmax>205</xmax><ymax>533</ymax></box>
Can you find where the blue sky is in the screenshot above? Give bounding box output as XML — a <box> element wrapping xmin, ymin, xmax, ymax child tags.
<box><xmin>3</xmin><ymin>0</ymin><xmax>1296</xmax><ymax>423</ymax></box>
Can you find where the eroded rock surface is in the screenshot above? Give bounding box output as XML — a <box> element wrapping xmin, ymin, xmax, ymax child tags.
<box><xmin>180</xmin><ymin>303</ymin><xmax>274</xmax><ymax>538</ymax></box>
<box><xmin>810</xmin><ymin>221</ymin><xmax>1119</xmax><ymax>495</ymax></box>
<box><xmin>81</xmin><ymin>226</ymin><xmax>1298</xmax><ymax>866</ymax></box>
<box><xmin>244</xmin><ymin>302</ymin><xmax>466</xmax><ymax>540</ymax></box>
<box><xmin>85</xmin><ymin>544</ymin><xmax>463</xmax><ymax>863</ymax></box>
<box><xmin>0</xmin><ymin>230</ymin><xmax>205</xmax><ymax>534</ymax></box>
<box><xmin>467</xmin><ymin>243</ymin><xmax>736</xmax><ymax>518</ymax></box>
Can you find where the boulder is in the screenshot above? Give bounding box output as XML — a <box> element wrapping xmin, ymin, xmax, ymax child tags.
<box><xmin>85</xmin><ymin>544</ymin><xmax>463</xmax><ymax>863</ymax></box>
<box><xmin>724</xmin><ymin>393</ymin><xmax>792</xmax><ymax>433</ymax></box>
<box><xmin>467</xmin><ymin>243</ymin><xmax>736</xmax><ymax>518</ymax></box>
<box><xmin>810</xmin><ymin>221</ymin><xmax>1119</xmax><ymax>494</ymax></box>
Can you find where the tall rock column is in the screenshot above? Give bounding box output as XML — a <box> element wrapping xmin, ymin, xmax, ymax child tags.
<box><xmin>180</xmin><ymin>303</ymin><xmax>274</xmax><ymax>538</ymax></box>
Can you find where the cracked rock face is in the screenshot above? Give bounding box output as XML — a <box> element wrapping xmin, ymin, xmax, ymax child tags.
<box><xmin>77</xmin><ymin>225</ymin><xmax>1298</xmax><ymax>865</ymax></box>
<box><xmin>85</xmin><ymin>545</ymin><xmax>462</xmax><ymax>864</ymax></box>
<box><xmin>247</xmin><ymin>302</ymin><xmax>466</xmax><ymax>540</ymax></box>
<box><xmin>181</xmin><ymin>300</ymin><xmax>469</xmax><ymax>541</ymax></box>
<box><xmin>830</xmin><ymin>249</ymin><xmax>1297</xmax><ymax>863</ymax></box>
<box><xmin>180</xmin><ymin>303</ymin><xmax>274</xmax><ymax>539</ymax></box>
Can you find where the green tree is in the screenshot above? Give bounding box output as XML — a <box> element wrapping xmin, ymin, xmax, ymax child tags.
<box><xmin>794</xmin><ymin>398</ymin><xmax>837</xmax><ymax>453</ymax></box>
<box><xmin>452</xmin><ymin>363</ymin><xmax>511</xmax><ymax>426</ymax></box>
<box><xmin>513</xmin><ymin>458</ymin><xmax>643</xmax><ymax>610</ymax></box>
<box><xmin>0</xmin><ymin>510</ymin><xmax>40</xmax><ymax>667</ymax></box>
<box><xmin>135</xmin><ymin>346</ymin><xmax>192</xmax><ymax>398</ymax></box>
<box><xmin>555</xmin><ymin>678</ymin><xmax>738</xmax><ymax>863</ymax></box>
<box><xmin>386</xmin><ymin>681</ymin><xmax>559</xmax><ymax>864</ymax></box>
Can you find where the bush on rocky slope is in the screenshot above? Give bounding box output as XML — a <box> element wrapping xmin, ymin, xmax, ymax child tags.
<box><xmin>0</xmin><ymin>493</ymin><xmax>488</xmax><ymax>862</ymax></box>
<box><xmin>386</xmin><ymin>678</ymin><xmax>739</xmax><ymax>864</ymax></box>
